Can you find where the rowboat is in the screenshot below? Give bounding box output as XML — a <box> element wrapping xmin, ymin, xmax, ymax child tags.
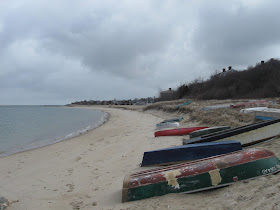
<box><xmin>155</xmin><ymin>127</ymin><xmax>208</xmax><ymax>137</ymax></box>
<box><xmin>254</xmin><ymin>108</ymin><xmax>280</xmax><ymax>121</ymax></box>
<box><xmin>189</xmin><ymin>126</ymin><xmax>231</xmax><ymax>138</ymax></box>
<box><xmin>183</xmin><ymin>118</ymin><xmax>280</xmax><ymax>146</ymax></box>
<box><xmin>140</xmin><ymin>141</ymin><xmax>242</xmax><ymax>166</ymax></box>
<box><xmin>156</xmin><ymin>122</ymin><xmax>180</xmax><ymax>130</ymax></box>
<box><xmin>240</xmin><ymin>107</ymin><xmax>268</xmax><ymax>114</ymax></box>
<box><xmin>201</xmin><ymin>104</ymin><xmax>231</xmax><ymax>111</ymax></box>
<box><xmin>122</xmin><ymin>148</ymin><xmax>280</xmax><ymax>202</ymax></box>
<box><xmin>230</xmin><ymin>100</ymin><xmax>270</xmax><ymax>108</ymax></box>
<box><xmin>162</xmin><ymin>117</ymin><xmax>184</xmax><ymax>123</ymax></box>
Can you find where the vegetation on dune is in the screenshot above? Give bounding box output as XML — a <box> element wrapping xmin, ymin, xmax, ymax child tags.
<box><xmin>159</xmin><ymin>58</ymin><xmax>280</xmax><ymax>101</ymax></box>
<box><xmin>144</xmin><ymin>99</ymin><xmax>256</xmax><ymax>127</ymax></box>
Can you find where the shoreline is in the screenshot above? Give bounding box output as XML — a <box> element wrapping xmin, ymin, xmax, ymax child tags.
<box><xmin>1</xmin><ymin>106</ymin><xmax>280</xmax><ymax>209</ymax></box>
<box><xmin>0</xmin><ymin>107</ymin><xmax>109</xmax><ymax>159</ymax></box>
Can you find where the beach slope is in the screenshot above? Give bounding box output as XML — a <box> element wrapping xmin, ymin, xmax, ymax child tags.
<box><xmin>1</xmin><ymin>107</ymin><xmax>280</xmax><ymax>209</ymax></box>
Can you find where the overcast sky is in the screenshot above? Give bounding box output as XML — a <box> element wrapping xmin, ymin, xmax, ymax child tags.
<box><xmin>1</xmin><ymin>0</ymin><xmax>280</xmax><ymax>105</ymax></box>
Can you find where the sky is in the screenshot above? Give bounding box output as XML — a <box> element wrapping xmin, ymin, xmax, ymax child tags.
<box><xmin>1</xmin><ymin>0</ymin><xmax>280</xmax><ymax>105</ymax></box>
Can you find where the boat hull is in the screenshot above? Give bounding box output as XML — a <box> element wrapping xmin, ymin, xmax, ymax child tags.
<box><xmin>255</xmin><ymin>109</ymin><xmax>280</xmax><ymax>121</ymax></box>
<box><xmin>156</xmin><ymin>122</ymin><xmax>179</xmax><ymax>130</ymax></box>
<box><xmin>122</xmin><ymin>148</ymin><xmax>280</xmax><ymax>202</ymax></box>
<box><xmin>189</xmin><ymin>126</ymin><xmax>231</xmax><ymax>138</ymax></box>
<box><xmin>162</xmin><ymin>117</ymin><xmax>184</xmax><ymax>123</ymax></box>
<box><xmin>183</xmin><ymin>119</ymin><xmax>280</xmax><ymax>146</ymax></box>
<box><xmin>155</xmin><ymin>127</ymin><xmax>208</xmax><ymax>137</ymax></box>
<box><xmin>141</xmin><ymin>141</ymin><xmax>242</xmax><ymax>166</ymax></box>
<box><xmin>230</xmin><ymin>100</ymin><xmax>270</xmax><ymax>108</ymax></box>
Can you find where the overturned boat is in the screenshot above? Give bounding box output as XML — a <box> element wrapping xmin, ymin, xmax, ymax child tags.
<box><xmin>122</xmin><ymin>148</ymin><xmax>280</xmax><ymax>202</ymax></box>
<box><xmin>162</xmin><ymin>117</ymin><xmax>184</xmax><ymax>123</ymax></box>
<box><xmin>183</xmin><ymin>118</ymin><xmax>280</xmax><ymax>146</ymax></box>
<box><xmin>189</xmin><ymin>126</ymin><xmax>231</xmax><ymax>138</ymax></box>
<box><xmin>155</xmin><ymin>127</ymin><xmax>208</xmax><ymax>137</ymax></box>
<box><xmin>156</xmin><ymin>121</ymin><xmax>180</xmax><ymax>130</ymax></box>
<box><xmin>141</xmin><ymin>141</ymin><xmax>242</xmax><ymax>166</ymax></box>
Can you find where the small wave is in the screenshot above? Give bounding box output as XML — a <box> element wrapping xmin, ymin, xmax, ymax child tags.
<box><xmin>0</xmin><ymin>109</ymin><xmax>109</xmax><ymax>158</ymax></box>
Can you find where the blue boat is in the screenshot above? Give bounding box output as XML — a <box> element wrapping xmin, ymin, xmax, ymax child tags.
<box><xmin>140</xmin><ymin>141</ymin><xmax>242</xmax><ymax>166</ymax></box>
<box><xmin>175</xmin><ymin>101</ymin><xmax>192</xmax><ymax>108</ymax></box>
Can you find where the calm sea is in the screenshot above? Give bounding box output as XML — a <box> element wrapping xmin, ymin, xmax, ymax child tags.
<box><xmin>0</xmin><ymin>106</ymin><xmax>108</xmax><ymax>157</ymax></box>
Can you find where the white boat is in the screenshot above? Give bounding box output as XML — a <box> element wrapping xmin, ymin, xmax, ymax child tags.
<box><xmin>156</xmin><ymin>122</ymin><xmax>179</xmax><ymax>130</ymax></box>
<box><xmin>254</xmin><ymin>108</ymin><xmax>280</xmax><ymax>120</ymax></box>
<box><xmin>240</xmin><ymin>107</ymin><xmax>268</xmax><ymax>114</ymax></box>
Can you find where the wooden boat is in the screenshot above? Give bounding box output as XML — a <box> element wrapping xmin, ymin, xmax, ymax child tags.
<box><xmin>122</xmin><ymin>148</ymin><xmax>280</xmax><ymax>202</ymax></box>
<box><xmin>254</xmin><ymin>108</ymin><xmax>280</xmax><ymax>121</ymax></box>
<box><xmin>230</xmin><ymin>100</ymin><xmax>270</xmax><ymax>108</ymax></box>
<box><xmin>155</xmin><ymin>127</ymin><xmax>208</xmax><ymax>137</ymax></box>
<box><xmin>189</xmin><ymin>126</ymin><xmax>231</xmax><ymax>138</ymax></box>
<box><xmin>183</xmin><ymin>118</ymin><xmax>280</xmax><ymax>146</ymax></box>
<box><xmin>162</xmin><ymin>117</ymin><xmax>184</xmax><ymax>123</ymax></box>
<box><xmin>140</xmin><ymin>141</ymin><xmax>242</xmax><ymax>166</ymax></box>
<box><xmin>156</xmin><ymin>122</ymin><xmax>179</xmax><ymax>130</ymax></box>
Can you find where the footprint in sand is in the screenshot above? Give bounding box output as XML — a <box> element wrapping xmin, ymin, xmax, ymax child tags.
<box><xmin>70</xmin><ymin>200</ymin><xmax>83</xmax><ymax>210</ymax></box>
<box><xmin>75</xmin><ymin>156</ymin><xmax>82</xmax><ymax>162</ymax></box>
<box><xmin>68</xmin><ymin>168</ymin><xmax>74</xmax><ymax>176</ymax></box>
<box><xmin>66</xmin><ymin>183</ymin><xmax>75</xmax><ymax>192</ymax></box>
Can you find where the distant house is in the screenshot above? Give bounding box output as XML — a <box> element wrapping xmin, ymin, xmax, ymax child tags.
<box><xmin>214</xmin><ymin>66</ymin><xmax>238</xmax><ymax>78</ymax></box>
<box><xmin>160</xmin><ymin>88</ymin><xmax>176</xmax><ymax>101</ymax></box>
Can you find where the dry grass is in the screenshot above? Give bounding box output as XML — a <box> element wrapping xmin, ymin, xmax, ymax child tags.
<box><xmin>143</xmin><ymin>99</ymin><xmax>264</xmax><ymax>127</ymax></box>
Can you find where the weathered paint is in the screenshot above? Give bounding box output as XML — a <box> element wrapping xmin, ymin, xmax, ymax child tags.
<box><xmin>122</xmin><ymin>148</ymin><xmax>280</xmax><ymax>202</ymax></box>
<box><xmin>164</xmin><ymin>170</ymin><xmax>181</xmax><ymax>189</ymax></box>
<box><xmin>209</xmin><ymin>169</ymin><xmax>222</xmax><ymax>186</ymax></box>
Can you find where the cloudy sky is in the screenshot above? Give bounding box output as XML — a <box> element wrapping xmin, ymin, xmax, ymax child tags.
<box><xmin>1</xmin><ymin>0</ymin><xmax>280</xmax><ymax>105</ymax></box>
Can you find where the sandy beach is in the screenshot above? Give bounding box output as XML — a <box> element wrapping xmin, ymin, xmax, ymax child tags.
<box><xmin>1</xmin><ymin>106</ymin><xmax>280</xmax><ymax>210</ymax></box>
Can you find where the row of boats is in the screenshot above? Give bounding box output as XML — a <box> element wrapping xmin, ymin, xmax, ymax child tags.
<box><xmin>122</xmin><ymin>114</ymin><xmax>280</xmax><ymax>203</ymax></box>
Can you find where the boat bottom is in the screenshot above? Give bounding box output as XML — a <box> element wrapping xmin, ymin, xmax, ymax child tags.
<box><xmin>122</xmin><ymin>157</ymin><xmax>280</xmax><ymax>202</ymax></box>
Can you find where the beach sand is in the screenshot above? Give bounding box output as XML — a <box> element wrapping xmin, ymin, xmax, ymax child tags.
<box><xmin>1</xmin><ymin>106</ymin><xmax>280</xmax><ymax>210</ymax></box>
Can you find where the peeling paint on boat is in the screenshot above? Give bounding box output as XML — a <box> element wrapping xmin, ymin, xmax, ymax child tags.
<box><xmin>164</xmin><ymin>170</ymin><xmax>181</xmax><ymax>189</ymax></box>
<box><xmin>209</xmin><ymin>169</ymin><xmax>222</xmax><ymax>185</ymax></box>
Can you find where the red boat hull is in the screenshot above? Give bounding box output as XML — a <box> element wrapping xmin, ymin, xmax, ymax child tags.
<box><xmin>230</xmin><ymin>100</ymin><xmax>270</xmax><ymax>108</ymax></box>
<box><xmin>155</xmin><ymin>127</ymin><xmax>208</xmax><ymax>137</ymax></box>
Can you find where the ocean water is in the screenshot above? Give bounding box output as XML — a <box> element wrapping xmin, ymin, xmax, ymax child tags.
<box><xmin>0</xmin><ymin>106</ymin><xmax>108</xmax><ymax>157</ymax></box>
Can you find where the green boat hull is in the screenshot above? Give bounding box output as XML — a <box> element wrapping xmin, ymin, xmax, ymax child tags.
<box><xmin>122</xmin><ymin>148</ymin><xmax>280</xmax><ymax>202</ymax></box>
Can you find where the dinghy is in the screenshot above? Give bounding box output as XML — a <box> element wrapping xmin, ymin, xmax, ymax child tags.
<box><xmin>183</xmin><ymin>118</ymin><xmax>280</xmax><ymax>146</ymax></box>
<box><xmin>189</xmin><ymin>126</ymin><xmax>231</xmax><ymax>138</ymax></box>
<box><xmin>156</xmin><ymin>122</ymin><xmax>179</xmax><ymax>130</ymax></box>
<box><xmin>155</xmin><ymin>127</ymin><xmax>208</xmax><ymax>137</ymax></box>
<box><xmin>141</xmin><ymin>141</ymin><xmax>242</xmax><ymax>166</ymax></box>
<box><xmin>122</xmin><ymin>148</ymin><xmax>280</xmax><ymax>202</ymax></box>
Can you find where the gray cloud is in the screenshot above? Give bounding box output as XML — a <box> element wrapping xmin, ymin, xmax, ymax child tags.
<box><xmin>192</xmin><ymin>0</ymin><xmax>280</xmax><ymax>67</ymax></box>
<box><xmin>0</xmin><ymin>0</ymin><xmax>279</xmax><ymax>104</ymax></box>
